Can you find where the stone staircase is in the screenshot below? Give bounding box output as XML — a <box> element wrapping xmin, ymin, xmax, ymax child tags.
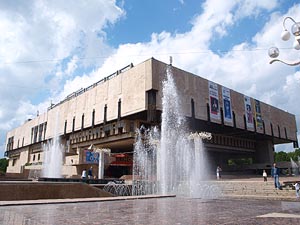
<box><xmin>0</xmin><ymin>181</ymin><xmax>114</xmax><ymax>201</ymax></box>
<box><xmin>218</xmin><ymin>180</ymin><xmax>298</xmax><ymax>201</ymax></box>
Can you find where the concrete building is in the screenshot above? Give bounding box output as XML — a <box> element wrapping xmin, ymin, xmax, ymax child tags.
<box><xmin>5</xmin><ymin>58</ymin><xmax>298</xmax><ymax>178</ymax></box>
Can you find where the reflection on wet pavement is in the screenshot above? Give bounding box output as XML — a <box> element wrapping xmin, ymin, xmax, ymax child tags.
<box><xmin>0</xmin><ymin>197</ymin><xmax>300</xmax><ymax>225</ymax></box>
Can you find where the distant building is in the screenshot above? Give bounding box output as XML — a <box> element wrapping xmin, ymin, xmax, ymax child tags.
<box><xmin>5</xmin><ymin>58</ymin><xmax>298</xmax><ymax>178</ymax></box>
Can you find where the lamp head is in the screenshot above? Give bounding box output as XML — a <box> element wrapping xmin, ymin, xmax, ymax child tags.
<box><xmin>293</xmin><ymin>38</ymin><xmax>300</xmax><ymax>50</ymax></box>
<box><xmin>268</xmin><ymin>47</ymin><xmax>280</xmax><ymax>58</ymax></box>
<box><xmin>291</xmin><ymin>22</ymin><xmax>300</xmax><ymax>36</ymax></box>
<box><xmin>281</xmin><ymin>29</ymin><xmax>290</xmax><ymax>41</ymax></box>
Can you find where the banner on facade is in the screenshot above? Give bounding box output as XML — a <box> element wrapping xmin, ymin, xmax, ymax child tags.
<box><xmin>244</xmin><ymin>95</ymin><xmax>254</xmax><ymax>129</ymax></box>
<box><xmin>110</xmin><ymin>154</ymin><xmax>133</xmax><ymax>166</ymax></box>
<box><xmin>208</xmin><ymin>81</ymin><xmax>220</xmax><ymax>121</ymax></box>
<box><xmin>222</xmin><ymin>86</ymin><xmax>233</xmax><ymax>125</ymax></box>
<box><xmin>255</xmin><ymin>99</ymin><xmax>263</xmax><ymax>129</ymax></box>
<box><xmin>84</xmin><ymin>150</ymin><xmax>99</xmax><ymax>164</ymax></box>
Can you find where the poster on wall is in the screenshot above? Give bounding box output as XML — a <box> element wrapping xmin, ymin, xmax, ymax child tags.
<box><xmin>208</xmin><ymin>81</ymin><xmax>220</xmax><ymax>121</ymax></box>
<box><xmin>244</xmin><ymin>95</ymin><xmax>254</xmax><ymax>129</ymax></box>
<box><xmin>222</xmin><ymin>86</ymin><xmax>233</xmax><ymax>125</ymax></box>
<box><xmin>255</xmin><ymin>99</ymin><xmax>263</xmax><ymax>129</ymax></box>
<box><xmin>84</xmin><ymin>150</ymin><xmax>99</xmax><ymax>164</ymax></box>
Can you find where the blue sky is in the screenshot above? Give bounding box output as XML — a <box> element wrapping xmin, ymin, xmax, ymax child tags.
<box><xmin>105</xmin><ymin>0</ymin><xmax>201</xmax><ymax>46</ymax></box>
<box><xmin>0</xmin><ymin>0</ymin><xmax>300</xmax><ymax>157</ymax></box>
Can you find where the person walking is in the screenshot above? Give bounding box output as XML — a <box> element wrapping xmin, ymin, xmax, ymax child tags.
<box><xmin>216</xmin><ymin>166</ymin><xmax>222</xmax><ymax>180</ymax></box>
<box><xmin>88</xmin><ymin>166</ymin><xmax>93</xmax><ymax>179</ymax></box>
<box><xmin>263</xmin><ymin>170</ymin><xmax>267</xmax><ymax>182</ymax></box>
<box><xmin>271</xmin><ymin>163</ymin><xmax>281</xmax><ymax>189</ymax></box>
<box><xmin>81</xmin><ymin>168</ymin><xmax>87</xmax><ymax>179</ymax></box>
<box><xmin>293</xmin><ymin>182</ymin><xmax>300</xmax><ymax>198</ymax></box>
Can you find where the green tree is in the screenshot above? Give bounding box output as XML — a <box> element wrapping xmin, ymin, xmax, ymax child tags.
<box><xmin>0</xmin><ymin>158</ymin><xmax>8</xmax><ymax>174</ymax></box>
<box><xmin>274</xmin><ymin>151</ymin><xmax>288</xmax><ymax>162</ymax></box>
<box><xmin>294</xmin><ymin>148</ymin><xmax>300</xmax><ymax>158</ymax></box>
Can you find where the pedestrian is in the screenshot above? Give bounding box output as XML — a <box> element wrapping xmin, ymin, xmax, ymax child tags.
<box><xmin>81</xmin><ymin>168</ymin><xmax>87</xmax><ymax>179</ymax></box>
<box><xmin>88</xmin><ymin>166</ymin><xmax>93</xmax><ymax>179</ymax></box>
<box><xmin>271</xmin><ymin>163</ymin><xmax>281</xmax><ymax>189</ymax></box>
<box><xmin>263</xmin><ymin>170</ymin><xmax>267</xmax><ymax>182</ymax></box>
<box><xmin>216</xmin><ymin>166</ymin><xmax>222</xmax><ymax>180</ymax></box>
<box><xmin>293</xmin><ymin>182</ymin><xmax>300</xmax><ymax>198</ymax></box>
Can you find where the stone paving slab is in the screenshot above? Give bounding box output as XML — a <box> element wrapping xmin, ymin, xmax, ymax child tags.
<box><xmin>224</xmin><ymin>194</ymin><xmax>299</xmax><ymax>201</ymax></box>
<box><xmin>0</xmin><ymin>194</ymin><xmax>175</xmax><ymax>206</ymax></box>
<box><xmin>0</xmin><ymin>197</ymin><xmax>300</xmax><ymax>224</ymax></box>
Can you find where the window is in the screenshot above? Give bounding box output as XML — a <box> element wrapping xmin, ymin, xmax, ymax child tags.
<box><xmin>81</xmin><ymin>114</ymin><xmax>85</xmax><ymax>130</ymax></box>
<box><xmin>43</xmin><ymin>122</ymin><xmax>47</xmax><ymax>140</ymax></box>
<box><xmin>31</xmin><ymin>128</ymin><xmax>34</xmax><ymax>144</ymax></box>
<box><xmin>64</xmin><ymin>120</ymin><xmax>67</xmax><ymax>135</ymax></box>
<box><xmin>118</xmin><ymin>127</ymin><xmax>123</xmax><ymax>134</ymax></box>
<box><xmin>92</xmin><ymin>109</ymin><xmax>95</xmax><ymax>127</ymax></box>
<box><xmin>284</xmin><ymin>127</ymin><xmax>287</xmax><ymax>139</ymax></box>
<box><xmin>33</xmin><ymin>126</ymin><xmax>38</xmax><ymax>143</ymax></box>
<box><xmin>233</xmin><ymin>111</ymin><xmax>236</xmax><ymax>128</ymax></box>
<box><xmin>38</xmin><ymin>124</ymin><xmax>43</xmax><ymax>142</ymax></box>
<box><xmin>12</xmin><ymin>158</ymin><xmax>17</xmax><ymax>166</ymax></box>
<box><xmin>72</xmin><ymin>117</ymin><xmax>75</xmax><ymax>132</ymax></box>
<box><xmin>147</xmin><ymin>90</ymin><xmax>157</xmax><ymax>122</ymax></box>
<box><xmin>118</xmin><ymin>99</ymin><xmax>121</xmax><ymax>120</ymax></box>
<box><xmin>7</xmin><ymin>136</ymin><xmax>14</xmax><ymax>151</ymax></box>
<box><xmin>220</xmin><ymin>107</ymin><xmax>224</xmax><ymax>125</ymax></box>
<box><xmin>191</xmin><ymin>98</ymin><xmax>195</xmax><ymax>118</ymax></box>
<box><xmin>270</xmin><ymin>123</ymin><xmax>274</xmax><ymax>136</ymax></box>
<box><xmin>206</xmin><ymin>103</ymin><xmax>210</xmax><ymax>122</ymax></box>
<box><xmin>104</xmin><ymin>104</ymin><xmax>107</xmax><ymax>124</ymax></box>
<box><xmin>129</xmin><ymin>121</ymin><xmax>134</xmax><ymax>132</ymax></box>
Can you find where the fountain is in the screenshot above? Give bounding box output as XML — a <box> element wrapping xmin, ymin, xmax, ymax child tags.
<box><xmin>132</xmin><ymin>126</ymin><xmax>159</xmax><ymax>195</ymax></box>
<box><xmin>42</xmin><ymin>111</ymin><xmax>64</xmax><ymax>178</ymax></box>
<box><xmin>290</xmin><ymin>158</ymin><xmax>299</xmax><ymax>176</ymax></box>
<box><xmin>133</xmin><ymin>65</ymin><xmax>221</xmax><ymax>198</ymax></box>
<box><xmin>103</xmin><ymin>181</ymin><xmax>132</xmax><ymax>196</ymax></box>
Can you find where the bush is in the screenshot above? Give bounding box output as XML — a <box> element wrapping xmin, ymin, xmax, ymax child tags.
<box><xmin>0</xmin><ymin>158</ymin><xmax>8</xmax><ymax>173</ymax></box>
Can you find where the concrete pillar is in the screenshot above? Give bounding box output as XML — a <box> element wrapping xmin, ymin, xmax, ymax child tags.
<box><xmin>98</xmin><ymin>151</ymin><xmax>105</xmax><ymax>179</ymax></box>
<box><xmin>255</xmin><ymin>140</ymin><xmax>274</xmax><ymax>164</ymax></box>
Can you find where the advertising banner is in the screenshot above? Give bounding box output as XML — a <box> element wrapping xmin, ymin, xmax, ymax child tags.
<box><xmin>208</xmin><ymin>81</ymin><xmax>220</xmax><ymax>121</ymax></box>
<box><xmin>255</xmin><ymin>99</ymin><xmax>263</xmax><ymax>129</ymax></box>
<box><xmin>222</xmin><ymin>86</ymin><xmax>233</xmax><ymax>125</ymax></box>
<box><xmin>244</xmin><ymin>95</ymin><xmax>254</xmax><ymax>129</ymax></box>
<box><xmin>84</xmin><ymin>150</ymin><xmax>99</xmax><ymax>164</ymax></box>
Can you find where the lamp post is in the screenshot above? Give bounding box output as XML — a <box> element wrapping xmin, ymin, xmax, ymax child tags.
<box><xmin>268</xmin><ymin>16</ymin><xmax>300</xmax><ymax>66</ymax></box>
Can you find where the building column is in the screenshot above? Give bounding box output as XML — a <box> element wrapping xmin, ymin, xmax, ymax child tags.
<box><xmin>255</xmin><ymin>140</ymin><xmax>274</xmax><ymax>164</ymax></box>
<box><xmin>98</xmin><ymin>151</ymin><xmax>105</xmax><ymax>179</ymax></box>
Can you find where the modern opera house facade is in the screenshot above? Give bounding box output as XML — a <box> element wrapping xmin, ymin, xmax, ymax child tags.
<box><xmin>5</xmin><ymin>58</ymin><xmax>298</xmax><ymax>178</ymax></box>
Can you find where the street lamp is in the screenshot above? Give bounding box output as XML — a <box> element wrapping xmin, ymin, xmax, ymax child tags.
<box><xmin>268</xmin><ymin>16</ymin><xmax>300</xmax><ymax>66</ymax></box>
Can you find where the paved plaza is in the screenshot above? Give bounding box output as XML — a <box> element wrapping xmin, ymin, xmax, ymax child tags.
<box><xmin>1</xmin><ymin>196</ymin><xmax>300</xmax><ymax>225</ymax></box>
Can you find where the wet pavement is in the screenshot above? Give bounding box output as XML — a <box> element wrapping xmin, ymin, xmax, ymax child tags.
<box><xmin>1</xmin><ymin>197</ymin><xmax>300</xmax><ymax>225</ymax></box>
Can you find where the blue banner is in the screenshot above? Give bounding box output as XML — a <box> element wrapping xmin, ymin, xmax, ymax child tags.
<box><xmin>85</xmin><ymin>151</ymin><xmax>99</xmax><ymax>164</ymax></box>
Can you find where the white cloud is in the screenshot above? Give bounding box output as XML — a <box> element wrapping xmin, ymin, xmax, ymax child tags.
<box><xmin>65</xmin><ymin>56</ymin><xmax>79</xmax><ymax>76</ymax></box>
<box><xmin>234</xmin><ymin>0</ymin><xmax>278</xmax><ymax>19</ymax></box>
<box><xmin>0</xmin><ymin>0</ymin><xmax>124</xmax><ymax>156</ymax></box>
<box><xmin>87</xmin><ymin>0</ymin><xmax>298</xmax><ymax>152</ymax></box>
<box><xmin>56</xmin><ymin>0</ymin><xmax>299</xmax><ymax>132</ymax></box>
<box><xmin>1</xmin><ymin>0</ymin><xmax>299</xmax><ymax>156</ymax></box>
